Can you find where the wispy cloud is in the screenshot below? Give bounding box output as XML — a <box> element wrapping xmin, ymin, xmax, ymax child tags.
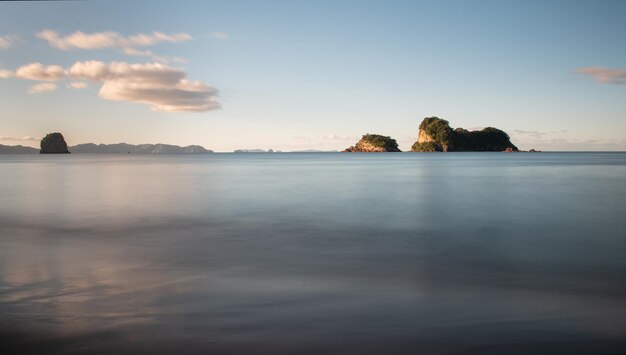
<box><xmin>38</xmin><ymin>30</ymin><xmax>191</xmax><ymax>50</ymax></box>
<box><xmin>28</xmin><ymin>82</ymin><xmax>57</xmax><ymax>94</ymax></box>
<box><xmin>208</xmin><ymin>32</ymin><xmax>229</xmax><ymax>40</ymax></box>
<box><xmin>67</xmin><ymin>82</ymin><xmax>88</xmax><ymax>89</ymax></box>
<box><xmin>0</xmin><ymin>34</ymin><xmax>19</xmax><ymax>49</ymax></box>
<box><xmin>0</xmin><ymin>69</ymin><xmax>13</xmax><ymax>78</ymax></box>
<box><xmin>0</xmin><ymin>135</ymin><xmax>41</xmax><ymax>142</ymax></box>
<box><xmin>576</xmin><ymin>67</ymin><xmax>626</xmax><ymax>84</ymax></box>
<box><xmin>324</xmin><ymin>134</ymin><xmax>358</xmax><ymax>141</ymax></box>
<box><xmin>37</xmin><ymin>30</ymin><xmax>192</xmax><ymax>63</ymax></box>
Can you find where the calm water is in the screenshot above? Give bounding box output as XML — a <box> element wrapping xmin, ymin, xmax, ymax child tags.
<box><xmin>1</xmin><ymin>153</ymin><xmax>626</xmax><ymax>354</ymax></box>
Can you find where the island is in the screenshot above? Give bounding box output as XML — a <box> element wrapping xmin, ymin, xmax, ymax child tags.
<box><xmin>411</xmin><ymin>117</ymin><xmax>518</xmax><ymax>152</ymax></box>
<box><xmin>343</xmin><ymin>134</ymin><xmax>401</xmax><ymax>152</ymax></box>
<box><xmin>40</xmin><ymin>133</ymin><xmax>70</xmax><ymax>154</ymax></box>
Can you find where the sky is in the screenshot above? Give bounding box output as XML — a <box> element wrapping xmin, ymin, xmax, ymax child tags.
<box><xmin>0</xmin><ymin>0</ymin><xmax>625</xmax><ymax>152</ymax></box>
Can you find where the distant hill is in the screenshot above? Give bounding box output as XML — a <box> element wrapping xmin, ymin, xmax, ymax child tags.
<box><xmin>70</xmin><ymin>143</ymin><xmax>213</xmax><ymax>154</ymax></box>
<box><xmin>0</xmin><ymin>144</ymin><xmax>38</xmax><ymax>154</ymax></box>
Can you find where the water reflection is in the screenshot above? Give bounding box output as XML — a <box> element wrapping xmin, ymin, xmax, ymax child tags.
<box><xmin>1</xmin><ymin>153</ymin><xmax>626</xmax><ymax>354</ymax></box>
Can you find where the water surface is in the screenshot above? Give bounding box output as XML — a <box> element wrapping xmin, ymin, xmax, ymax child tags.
<box><xmin>1</xmin><ymin>153</ymin><xmax>626</xmax><ymax>354</ymax></box>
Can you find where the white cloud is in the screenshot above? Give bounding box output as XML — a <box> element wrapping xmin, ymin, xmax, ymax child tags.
<box><xmin>38</xmin><ymin>30</ymin><xmax>191</xmax><ymax>50</ymax></box>
<box><xmin>37</xmin><ymin>30</ymin><xmax>192</xmax><ymax>63</ymax></box>
<box><xmin>68</xmin><ymin>82</ymin><xmax>88</xmax><ymax>89</ymax></box>
<box><xmin>576</xmin><ymin>67</ymin><xmax>626</xmax><ymax>84</ymax></box>
<box><xmin>0</xmin><ymin>69</ymin><xmax>13</xmax><ymax>78</ymax></box>
<box><xmin>70</xmin><ymin>60</ymin><xmax>220</xmax><ymax>112</ymax></box>
<box><xmin>15</xmin><ymin>63</ymin><xmax>66</xmax><ymax>81</ymax></box>
<box><xmin>68</xmin><ymin>60</ymin><xmax>110</xmax><ymax>81</ymax></box>
<box><xmin>208</xmin><ymin>32</ymin><xmax>229</xmax><ymax>40</ymax></box>
<box><xmin>0</xmin><ymin>35</ymin><xmax>18</xmax><ymax>49</ymax></box>
<box><xmin>1</xmin><ymin>59</ymin><xmax>219</xmax><ymax>112</ymax></box>
<box><xmin>28</xmin><ymin>82</ymin><xmax>57</xmax><ymax>94</ymax></box>
<box><xmin>122</xmin><ymin>47</ymin><xmax>170</xmax><ymax>63</ymax></box>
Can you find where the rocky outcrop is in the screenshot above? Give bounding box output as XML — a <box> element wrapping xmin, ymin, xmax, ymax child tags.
<box><xmin>40</xmin><ymin>133</ymin><xmax>70</xmax><ymax>154</ymax></box>
<box><xmin>343</xmin><ymin>134</ymin><xmax>401</xmax><ymax>152</ymax></box>
<box><xmin>411</xmin><ymin>117</ymin><xmax>518</xmax><ymax>152</ymax></box>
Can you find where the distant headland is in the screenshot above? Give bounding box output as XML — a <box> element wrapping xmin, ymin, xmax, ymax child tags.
<box><xmin>0</xmin><ymin>138</ymin><xmax>214</xmax><ymax>155</ymax></box>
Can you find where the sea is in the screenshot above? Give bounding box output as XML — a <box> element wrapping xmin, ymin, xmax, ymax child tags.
<box><xmin>1</xmin><ymin>152</ymin><xmax>625</xmax><ymax>354</ymax></box>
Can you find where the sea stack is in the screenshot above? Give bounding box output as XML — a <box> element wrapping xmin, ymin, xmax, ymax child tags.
<box><xmin>40</xmin><ymin>133</ymin><xmax>70</xmax><ymax>154</ymax></box>
<box><xmin>343</xmin><ymin>134</ymin><xmax>401</xmax><ymax>152</ymax></box>
<box><xmin>411</xmin><ymin>117</ymin><xmax>518</xmax><ymax>152</ymax></box>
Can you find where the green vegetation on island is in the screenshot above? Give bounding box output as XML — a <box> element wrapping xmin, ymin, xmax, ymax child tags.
<box><xmin>411</xmin><ymin>117</ymin><xmax>518</xmax><ymax>152</ymax></box>
<box><xmin>343</xmin><ymin>134</ymin><xmax>401</xmax><ymax>152</ymax></box>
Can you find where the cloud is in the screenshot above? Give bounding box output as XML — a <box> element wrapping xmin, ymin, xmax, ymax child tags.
<box><xmin>576</xmin><ymin>67</ymin><xmax>626</xmax><ymax>84</ymax></box>
<box><xmin>512</xmin><ymin>129</ymin><xmax>548</xmax><ymax>140</ymax></box>
<box><xmin>15</xmin><ymin>63</ymin><xmax>66</xmax><ymax>81</ymax></box>
<box><xmin>208</xmin><ymin>32</ymin><xmax>229</xmax><ymax>40</ymax></box>
<box><xmin>1</xmin><ymin>60</ymin><xmax>219</xmax><ymax>112</ymax></box>
<box><xmin>38</xmin><ymin>30</ymin><xmax>191</xmax><ymax>50</ymax></box>
<box><xmin>37</xmin><ymin>30</ymin><xmax>192</xmax><ymax>63</ymax></box>
<box><xmin>324</xmin><ymin>134</ymin><xmax>358</xmax><ymax>141</ymax></box>
<box><xmin>0</xmin><ymin>35</ymin><xmax>18</xmax><ymax>49</ymax></box>
<box><xmin>68</xmin><ymin>82</ymin><xmax>88</xmax><ymax>89</ymax></box>
<box><xmin>68</xmin><ymin>60</ymin><xmax>110</xmax><ymax>81</ymax></box>
<box><xmin>0</xmin><ymin>69</ymin><xmax>13</xmax><ymax>78</ymax></box>
<box><xmin>28</xmin><ymin>82</ymin><xmax>57</xmax><ymax>94</ymax></box>
<box><xmin>0</xmin><ymin>135</ymin><xmax>41</xmax><ymax>142</ymax></box>
<box><xmin>69</xmin><ymin>60</ymin><xmax>220</xmax><ymax>112</ymax></box>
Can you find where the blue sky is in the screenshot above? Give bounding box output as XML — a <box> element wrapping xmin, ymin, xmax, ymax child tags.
<box><xmin>1</xmin><ymin>0</ymin><xmax>625</xmax><ymax>151</ymax></box>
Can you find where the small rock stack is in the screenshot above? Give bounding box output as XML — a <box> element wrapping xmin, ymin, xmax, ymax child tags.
<box><xmin>40</xmin><ymin>133</ymin><xmax>70</xmax><ymax>154</ymax></box>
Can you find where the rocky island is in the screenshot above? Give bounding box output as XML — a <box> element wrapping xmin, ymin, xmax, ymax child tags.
<box><xmin>40</xmin><ymin>133</ymin><xmax>70</xmax><ymax>154</ymax></box>
<box><xmin>411</xmin><ymin>117</ymin><xmax>518</xmax><ymax>152</ymax></box>
<box><xmin>343</xmin><ymin>134</ymin><xmax>401</xmax><ymax>152</ymax></box>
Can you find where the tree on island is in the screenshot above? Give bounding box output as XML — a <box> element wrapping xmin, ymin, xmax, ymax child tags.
<box><xmin>343</xmin><ymin>134</ymin><xmax>401</xmax><ymax>152</ymax></box>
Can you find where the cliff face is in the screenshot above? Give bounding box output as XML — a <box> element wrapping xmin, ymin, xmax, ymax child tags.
<box><xmin>343</xmin><ymin>134</ymin><xmax>401</xmax><ymax>152</ymax></box>
<box><xmin>40</xmin><ymin>133</ymin><xmax>70</xmax><ymax>154</ymax></box>
<box><xmin>411</xmin><ymin>117</ymin><xmax>518</xmax><ymax>152</ymax></box>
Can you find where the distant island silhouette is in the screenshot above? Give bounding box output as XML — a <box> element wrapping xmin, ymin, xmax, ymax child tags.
<box><xmin>0</xmin><ymin>142</ymin><xmax>214</xmax><ymax>154</ymax></box>
<box><xmin>0</xmin><ymin>117</ymin><xmax>531</xmax><ymax>154</ymax></box>
<box><xmin>71</xmin><ymin>143</ymin><xmax>213</xmax><ymax>154</ymax></box>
